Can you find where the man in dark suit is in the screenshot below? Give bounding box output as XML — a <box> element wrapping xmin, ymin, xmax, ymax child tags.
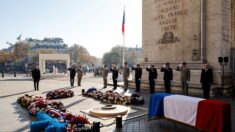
<box><xmin>32</xmin><ymin>65</ymin><xmax>41</xmax><ymax>91</ymax></box>
<box><xmin>67</xmin><ymin>67</ymin><xmax>76</xmax><ymax>87</ymax></box>
<box><xmin>200</xmin><ymin>63</ymin><xmax>213</xmax><ymax>99</ymax></box>
<box><xmin>161</xmin><ymin>63</ymin><xmax>173</xmax><ymax>93</ymax></box>
<box><xmin>111</xmin><ymin>65</ymin><xmax>118</xmax><ymax>90</ymax></box>
<box><xmin>146</xmin><ymin>64</ymin><xmax>158</xmax><ymax>94</ymax></box>
<box><xmin>132</xmin><ymin>64</ymin><xmax>142</xmax><ymax>92</ymax></box>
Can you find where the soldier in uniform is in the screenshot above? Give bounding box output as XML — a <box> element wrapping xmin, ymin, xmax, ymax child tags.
<box><xmin>177</xmin><ymin>62</ymin><xmax>191</xmax><ymax>95</ymax></box>
<box><xmin>103</xmin><ymin>64</ymin><xmax>109</xmax><ymax>88</ymax></box>
<box><xmin>146</xmin><ymin>64</ymin><xmax>158</xmax><ymax>94</ymax></box>
<box><xmin>123</xmin><ymin>62</ymin><xmax>130</xmax><ymax>91</ymax></box>
<box><xmin>32</xmin><ymin>65</ymin><xmax>41</xmax><ymax>91</ymax></box>
<box><xmin>77</xmin><ymin>65</ymin><xmax>83</xmax><ymax>86</ymax></box>
<box><xmin>132</xmin><ymin>64</ymin><xmax>142</xmax><ymax>92</ymax></box>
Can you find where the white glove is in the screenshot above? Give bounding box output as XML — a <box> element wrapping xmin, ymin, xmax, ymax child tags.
<box><xmin>163</xmin><ymin>64</ymin><xmax>166</xmax><ymax>68</ymax></box>
<box><xmin>148</xmin><ymin>65</ymin><xmax>151</xmax><ymax>68</ymax></box>
<box><xmin>179</xmin><ymin>64</ymin><xmax>182</xmax><ymax>67</ymax></box>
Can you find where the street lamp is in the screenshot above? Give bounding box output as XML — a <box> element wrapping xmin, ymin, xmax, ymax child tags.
<box><xmin>218</xmin><ymin>56</ymin><xmax>228</xmax><ymax>95</ymax></box>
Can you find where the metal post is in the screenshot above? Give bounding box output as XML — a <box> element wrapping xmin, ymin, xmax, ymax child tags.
<box><xmin>222</xmin><ymin>63</ymin><xmax>225</xmax><ymax>95</ymax></box>
<box><xmin>92</xmin><ymin>121</ymin><xmax>100</xmax><ymax>132</ymax></box>
<box><xmin>82</xmin><ymin>89</ymin><xmax>85</xmax><ymax>95</ymax></box>
<box><xmin>116</xmin><ymin>115</ymin><xmax>122</xmax><ymax>128</ymax></box>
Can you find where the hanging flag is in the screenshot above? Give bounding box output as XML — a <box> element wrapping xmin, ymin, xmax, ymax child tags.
<box><xmin>122</xmin><ymin>9</ymin><xmax>125</xmax><ymax>35</ymax></box>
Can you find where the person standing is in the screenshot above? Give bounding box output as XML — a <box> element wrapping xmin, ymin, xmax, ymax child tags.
<box><xmin>123</xmin><ymin>62</ymin><xmax>130</xmax><ymax>91</ymax></box>
<box><xmin>67</xmin><ymin>66</ymin><xmax>76</xmax><ymax>87</ymax></box>
<box><xmin>132</xmin><ymin>64</ymin><xmax>142</xmax><ymax>92</ymax></box>
<box><xmin>200</xmin><ymin>63</ymin><xmax>213</xmax><ymax>99</ymax></box>
<box><xmin>32</xmin><ymin>65</ymin><xmax>41</xmax><ymax>91</ymax></box>
<box><xmin>146</xmin><ymin>64</ymin><xmax>158</xmax><ymax>94</ymax></box>
<box><xmin>177</xmin><ymin>62</ymin><xmax>190</xmax><ymax>95</ymax></box>
<box><xmin>103</xmin><ymin>64</ymin><xmax>109</xmax><ymax>88</ymax></box>
<box><xmin>111</xmin><ymin>65</ymin><xmax>118</xmax><ymax>90</ymax></box>
<box><xmin>77</xmin><ymin>65</ymin><xmax>83</xmax><ymax>86</ymax></box>
<box><xmin>161</xmin><ymin>63</ymin><xmax>173</xmax><ymax>93</ymax></box>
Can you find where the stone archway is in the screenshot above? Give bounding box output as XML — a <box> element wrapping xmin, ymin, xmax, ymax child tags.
<box><xmin>39</xmin><ymin>54</ymin><xmax>70</xmax><ymax>74</ymax></box>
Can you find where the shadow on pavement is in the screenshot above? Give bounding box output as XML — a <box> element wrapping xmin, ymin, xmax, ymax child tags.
<box><xmin>65</xmin><ymin>98</ymin><xmax>87</xmax><ymax>109</ymax></box>
<box><xmin>0</xmin><ymin>78</ymin><xmax>32</xmax><ymax>81</ymax></box>
<box><xmin>0</xmin><ymin>90</ymin><xmax>35</xmax><ymax>99</ymax></box>
<box><xmin>12</xmin><ymin>102</ymin><xmax>36</xmax><ymax>131</ymax></box>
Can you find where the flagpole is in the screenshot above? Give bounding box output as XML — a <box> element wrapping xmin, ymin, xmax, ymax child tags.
<box><xmin>122</xmin><ymin>7</ymin><xmax>125</xmax><ymax>66</ymax></box>
<box><xmin>123</xmin><ymin>33</ymin><xmax>125</xmax><ymax>66</ymax></box>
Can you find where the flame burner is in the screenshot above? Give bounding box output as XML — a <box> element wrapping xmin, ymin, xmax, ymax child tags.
<box><xmin>89</xmin><ymin>105</ymin><xmax>128</xmax><ymax>117</ymax></box>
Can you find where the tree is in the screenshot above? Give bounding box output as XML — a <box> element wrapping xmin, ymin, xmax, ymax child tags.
<box><xmin>102</xmin><ymin>50</ymin><xmax>122</xmax><ymax>66</ymax></box>
<box><xmin>68</xmin><ymin>44</ymin><xmax>91</xmax><ymax>65</ymax></box>
<box><xmin>13</xmin><ymin>42</ymin><xmax>31</xmax><ymax>61</ymax></box>
<box><xmin>126</xmin><ymin>49</ymin><xmax>137</xmax><ymax>66</ymax></box>
<box><xmin>102</xmin><ymin>45</ymin><xmax>140</xmax><ymax>66</ymax></box>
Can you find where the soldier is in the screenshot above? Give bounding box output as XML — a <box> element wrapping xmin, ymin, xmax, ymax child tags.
<box><xmin>111</xmin><ymin>65</ymin><xmax>118</xmax><ymax>90</ymax></box>
<box><xmin>103</xmin><ymin>64</ymin><xmax>109</xmax><ymax>88</ymax></box>
<box><xmin>123</xmin><ymin>62</ymin><xmax>130</xmax><ymax>91</ymax></box>
<box><xmin>77</xmin><ymin>65</ymin><xmax>83</xmax><ymax>86</ymax></box>
<box><xmin>32</xmin><ymin>65</ymin><xmax>41</xmax><ymax>91</ymax></box>
<box><xmin>146</xmin><ymin>64</ymin><xmax>158</xmax><ymax>94</ymax></box>
<box><xmin>177</xmin><ymin>62</ymin><xmax>191</xmax><ymax>95</ymax></box>
<box><xmin>132</xmin><ymin>64</ymin><xmax>142</xmax><ymax>92</ymax></box>
<box><xmin>160</xmin><ymin>63</ymin><xmax>173</xmax><ymax>93</ymax></box>
<box><xmin>200</xmin><ymin>63</ymin><xmax>213</xmax><ymax>99</ymax></box>
<box><xmin>67</xmin><ymin>66</ymin><xmax>76</xmax><ymax>87</ymax></box>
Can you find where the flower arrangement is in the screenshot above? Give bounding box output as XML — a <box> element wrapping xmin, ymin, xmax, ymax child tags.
<box><xmin>17</xmin><ymin>94</ymin><xmax>34</xmax><ymax>108</ymax></box>
<box><xmin>48</xmin><ymin>101</ymin><xmax>66</xmax><ymax>112</ymax></box>
<box><xmin>83</xmin><ymin>88</ymin><xmax>144</xmax><ymax>105</ymax></box>
<box><xmin>65</xmin><ymin>113</ymin><xmax>91</xmax><ymax>132</ymax></box>
<box><xmin>28</xmin><ymin>99</ymin><xmax>48</xmax><ymax>115</ymax></box>
<box><xmin>30</xmin><ymin>112</ymin><xmax>66</xmax><ymax>132</ymax></box>
<box><xmin>46</xmin><ymin>89</ymin><xmax>74</xmax><ymax>99</ymax></box>
<box><xmin>18</xmin><ymin>94</ymin><xmax>92</xmax><ymax>132</ymax></box>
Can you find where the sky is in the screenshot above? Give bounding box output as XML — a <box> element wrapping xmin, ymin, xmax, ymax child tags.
<box><xmin>0</xmin><ymin>0</ymin><xmax>142</xmax><ymax>58</ymax></box>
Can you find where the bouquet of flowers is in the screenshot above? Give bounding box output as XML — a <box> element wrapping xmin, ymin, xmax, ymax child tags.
<box><xmin>28</xmin><ymin>99</ymin><xmax>48</xmax><ymax>116</ymax></box>
<box><xmin>90</xmin><ymin>91</ymin><xmax>103</xmax><ymax>100</ymax></box>
<box><xmin>48</xmin><ymin>101</ymin><xmax>66</xmax><ymax>112</ymax></box>
<box><xmin>17</xmin><ymin>94</ymin><xmax>33</xmax><ymax>108</ymax></box>
<box><xmin>18</xmin><ymin>95</ymin><xmax>92</xmax><ymax>132</ymax></box>
<box><xmin>65</xmin><ymin>113</ymin><xmax>92</xmax><ymax>132</ymax></box>
<box><xmin>46</xmin><ymin>89</ymin><xmax>74</xmax><ymax>99</ymax></box>
<box><xmin>117</xmin><ymin>96</ymin><xmax>130</xmax><ymax>105</ymax></box>
<box><xmin>83</xmin><ymin>88</ymin><xmax>145</xmax><ymax>106</ymax></box>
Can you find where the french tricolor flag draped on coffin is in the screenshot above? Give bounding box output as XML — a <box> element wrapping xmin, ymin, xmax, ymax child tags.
<box><xmin>148</xmin><ymin>93</ymin><xmax>231</xmax><ymax>132</ymax></box>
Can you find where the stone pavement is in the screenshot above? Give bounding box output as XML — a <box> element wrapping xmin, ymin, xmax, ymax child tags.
<box><xmin>0</xmin><ymin>73</ymin><xmax>234</xmax><ymax>132</ymax></box>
